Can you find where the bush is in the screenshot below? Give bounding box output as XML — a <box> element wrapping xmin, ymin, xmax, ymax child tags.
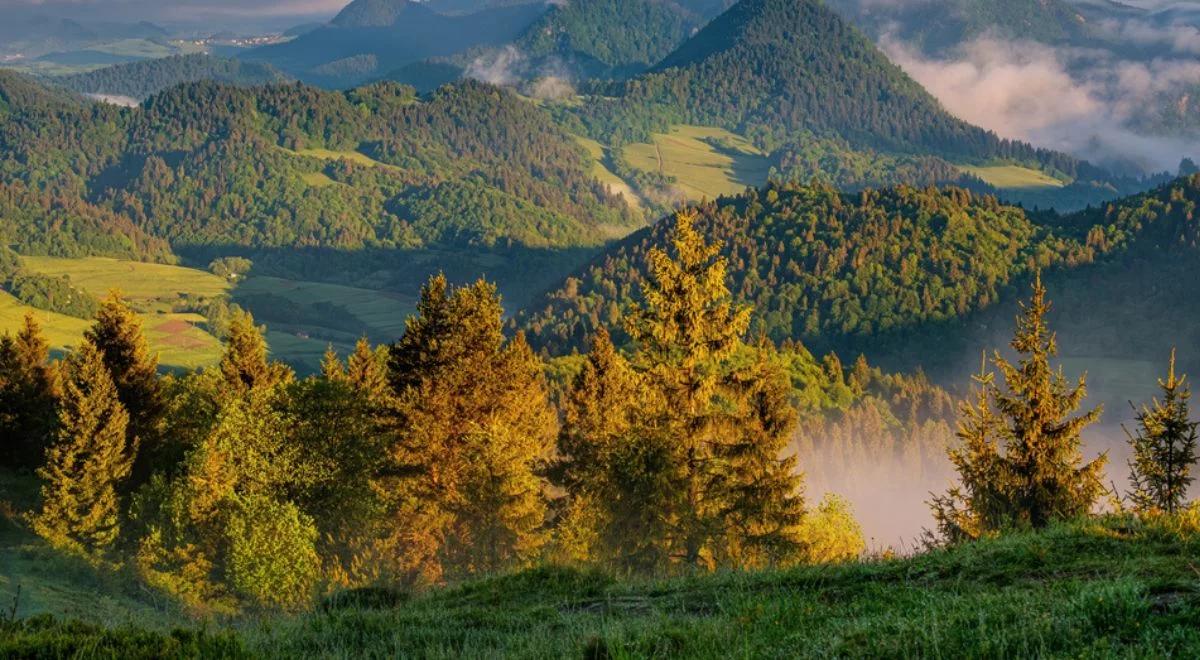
<box><xmin>224</xmin><ymin>496</ymin><xmax>321</xmax><ymax>611</ymax></box>
<box><xmin>798</xmin><ymin>494</ymin><xmax>866</xmax><ymax>564</ymax></box>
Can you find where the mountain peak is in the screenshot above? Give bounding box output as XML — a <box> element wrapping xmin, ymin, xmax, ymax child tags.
<box><xmin>331</xmin><ymin>0</ymin><xmax>433</xmax><ymax>28</ymax></box>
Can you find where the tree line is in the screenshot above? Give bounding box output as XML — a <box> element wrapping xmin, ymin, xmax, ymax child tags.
<box><xmin>3</xmin><ymin>211</ymin><xmax>1196</xmax><ymax>614</ymax></box>
<box><xmin>0</xmin><ymin>213</ymin><xmax>864</xmax><ymax>613</ymax></box>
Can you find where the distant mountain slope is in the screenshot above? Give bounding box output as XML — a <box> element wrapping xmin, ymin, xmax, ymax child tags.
<box><xmin>242</xmin><ymin>0</ymin><xmax>547</xmax><ymax>86</ymax></box>
<box><xmin>825</xmin><ymin>0</ymin><xmax>1090</xmax><ymax>55</ymax></box>
<box><xmin>517</xmin><ymin>174</ymin><xmax>1200</xmax><ymax>358</ymax></box>
<box><xmin>52</xmin><ymin>55</ymin><xmax>291</xmax><ymax>102</ymax></box>
<box><xmin>575</xmin><ymin>0</ymin><xmax>1089</xmax><ymax>178</ymax></box>
<box><xmin>0</xmin><ymin>72</ymin><xmax>638</xmax><ymax>254</ymax></box>
<box><xmin>515</xmin><ymin>0</ymin><xmax>703</xmax><ymax>75</ymax></box>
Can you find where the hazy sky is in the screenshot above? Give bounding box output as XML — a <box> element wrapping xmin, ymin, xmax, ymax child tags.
<box><xmin>2</xmin><ymin>0</ymin><xmax>352</xmax><ymax>28</ymax></box>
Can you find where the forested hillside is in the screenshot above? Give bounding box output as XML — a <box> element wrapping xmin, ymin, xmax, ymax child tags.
<box><xmin>0</xmin><ymin>73</ymin><xmax>638</xmax><ymax>256</ymax></box>
<box><xmin>825</xmin><ymin>0</ymin><xmax>1091</xmax><ymax>55</ymax></box>
<box><xmin>517</xmin><ymin>174</ymin><xmax>1200</xmax><ymax>359</ymax></box>
<box><xmin>514</xmin><ymin>0</ymin><xmax>703</xmax><ymax>76</ymax></box>
<box><xmin>243</xmin><ymin>0</ymin><xmax>548</xmax><ymax>86</ymax></box>
<box><xmin>53</xmin><ymin>55</ymin><xmax>291</xmax><ymax>102</ymax></box>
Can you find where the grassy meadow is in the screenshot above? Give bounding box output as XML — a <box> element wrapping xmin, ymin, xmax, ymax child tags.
<box><xmin>2</xmin><ymin>255</ymin><xmax>420</xmax><ymax>373</ymax></box>
<box><xmin>4</xmin><ymin>460</ymin><xmax>1200</xmax><ymax>660</ymax></box>
<box><xmin>575</xmin><ymin>136</ymin><xmax>645</xmax><ymax>212</ymax></box>
<box><xmin>3</xmin><ymin>257</ymin><xmax>229</xmax><ymax>369</ymax></box>
<box><xmin>960</xmin><ymin>164</ymin><xmax>1066</xmax><ymax>190</ymax></box>
<box><xmin>623</xmin><ymin>125</ymin><xmax>771</xmax><ymax>201</ymax></box>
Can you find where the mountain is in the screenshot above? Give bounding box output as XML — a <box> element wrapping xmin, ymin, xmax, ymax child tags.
<box><xmin>516</xmin><ymin>174</ymin><xmax>1200</xmax><ymax>365</ymax></box>
<box><xmin>52</xmin><ymin>55</ymin><xmax>291</xmax><ymax>102</ymax></box>
<box><xmin>514</xmin><ymin>0</ymin><xmax>704</xmax><ymax>76</ymax></box>
<box><xmin>824</xmin><ymin>0</ymin><xmax>1091</xmax><ymax>56</ymax></box>
<box><xmin>570</xmin><ymin>0</ymin><xmax>1099</xmax><ymax>196</ymax></box>
<box><xmin>0</xmin><ymin>13</ymin><xmax>168</xmax><ymax>58</ymax></box>
<box><xmin>0</xmin><ymin>72</ymin><xmax>639</xmax><ymax>260</ymax></box>
<box><xmin>241</xmin><ymin>0</ymin><xmax>548</xmax><ymax>86</ymax></box>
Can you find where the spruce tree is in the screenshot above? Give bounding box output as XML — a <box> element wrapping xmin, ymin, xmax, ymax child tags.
<box><xmin>219</xmin><ymin>309</ymin><xmax>292</xmax><ymax>395</ymax></box>
<box><xmin>382</xmin><ymin>275</ymin><xmax>555</xmax><ymax>582</ymax></box>
<box><xmin>559</xmin><ymin>211</ymin><xmax>808</xmax><ymax>571</ymax></box>
<box><xmin>0</xmin><ymin>313</ymin><xmax>59</xmax><ymax>470</ymax></box>
<box><xmin>931</xmin><ymin>276</ymin><xmax>1106</xmax><ymax>539</ymax></box>
<box><xmin>33</xmin><ymin>339</ymin><xmax>132</xmax><ymax>555</ymax></box>
<box><xmin>1126</xmin><ymin>350</ymin><xmax>1199</xmax><ymax>514</ymax></box>
<box><xmin>85</xmin><ymin>293</ymin><xmax>164</xmax><ymax>487</ymax></box>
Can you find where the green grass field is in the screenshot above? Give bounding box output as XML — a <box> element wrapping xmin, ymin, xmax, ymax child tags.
<box><xmin>288</xmin><ymin>147</ymin><xmax>390</xmax><ymax>169</ymax></box>
<box><xmin>4</xmin><ymin>468</ymin><xmax>1200</xmax><ymax>660</ymax></box>
<box><xmin>960</xmin><ymin>164</ymin><xmax>1066</xmax><ymax>190</ymax></box>
<box><xmin>575</xmin><ymin>136</ymin><xmax>644</xmax><ymax>213</ymax></box>
<box><xmin>3</xmin><ymin>257</ymin><xmax>228</xmax><ymax>369</ymax></box>
<box><xmin>623</xmin><ymin>125</ymin><xmax>771</xmax><ymax>202</ymax></box>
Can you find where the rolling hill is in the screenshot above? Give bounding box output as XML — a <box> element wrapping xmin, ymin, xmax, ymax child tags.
<box><xmin>824</xmin><ymin>0</ymin><xmax>1092</xmax><ymax>55</ymax></box>
<box><xmin>516</xmin><ymin>174</ymin><xmax>1200</xmax><ymax>378</ymax></box>
<box><xmin>52</xmin><ymin>55</ymin><xmax>291</xmax><ymax>102</ymax></box>
<box><xmin>242</xmin><ymin>0</ymin><xmax>549</xmax><ymax>86</ymax></box>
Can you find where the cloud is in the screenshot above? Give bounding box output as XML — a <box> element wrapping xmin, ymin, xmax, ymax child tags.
<box><xmin>880</xmin><ymin>33</ymin><xmax>1200</xmax><ymax>173</ymax></box>
<box><xmin>465</xmin><ymin>46</ymin><xmax>527</xmax><ymax>87</ymax></box>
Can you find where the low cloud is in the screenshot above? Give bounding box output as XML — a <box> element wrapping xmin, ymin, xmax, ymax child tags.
<box><xmin>881</xmin><ymin>34</ymin><xmax>1200</xmax><ymax>173</ymax></box>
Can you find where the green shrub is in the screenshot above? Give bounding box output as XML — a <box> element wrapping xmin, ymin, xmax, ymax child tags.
<box><xmin>224</xmin><ymin>496</ymin><xmax>320</xmax><ymax>611</ymax></box>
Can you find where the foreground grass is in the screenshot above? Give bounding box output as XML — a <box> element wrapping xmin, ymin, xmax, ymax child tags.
<box><xmin>4</xmin><ymin>512</ymin><xmax>1200</xmax><ymax>658</ymax></box>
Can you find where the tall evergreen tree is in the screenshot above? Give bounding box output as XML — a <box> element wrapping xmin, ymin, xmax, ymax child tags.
<box><xmin>0</xmin><ymin>313</ymin><xmax>58</xmax><ymax>470</ymax></box>
<box><xmin>559</xmin><ymin>211</ymin><xmax>807</xmax><ymax>571</ymax></box>
<box><xmin>33</xmin><ymin>339</ymin><xmax>132</xmax><ymax>556</ymax></box>
<box><xmin>85</xmin><ymin>293</ymin><xmax>164</xmax><ymax>487</ymax></box>
<box><xmin>219</xmin><ymin>309</ymin><xmax>292</xmax><ymax>395</ymax></box>
<box><xmin>381</xmin><ymin>275</ymin><xmax>556</xmax><ymax>582</ymax></box>
<box><xmin>1126</xmin><ymin>350</ymin><xmax>1199</xmax><ymax>514</ymax></box>
<box><xmin>931</xmin><ymin>276</ymin><xmax>1106</xmax><ymax>540</ymax></box>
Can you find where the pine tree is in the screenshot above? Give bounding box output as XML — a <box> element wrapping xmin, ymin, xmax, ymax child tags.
<box><xmin>1126</xmin><ymin>350</ymin><xmax>1199</xmax><ymax>514</ymax></box>
<box><xmin>85</xmin><ymin>293</ymin><xmax>164</xmax><ymax>487</ymax></box>
<box><xmin>931</xmin><ymin>276</ymin><xmax>1106</xmax><ymax>539</ymax></box>
<box><xmin>0</xmin><ymin>313</ymin><xmax>58</xmax><ymax>470</ymax></box>
<box><xmin>33</xmin><ymin>339</ymin><xmax>132</xmax><ymax>555</ymax></box>
<box><xmin>559</xmin><ymin>211</ymin><xmax>809</xmax><ymax>571</ymax></box>
<box><xmin>381</xmin><ymin>275</ymin><xmax>555</xmax><ymax>582</ymax></box>
<box><xmin>345</xmin><ymin>337</ymin><xmax>390</xmax><ymax>404</ymax></box>
<box><xmin>712</xmin><ymin>345</ymin><xmax>806</xmax><ymax>567</ymax></box>
<box><xmin>219</xmin><ymin>309</ymin><xmax>292</xmax><ymax>395</ymax></box>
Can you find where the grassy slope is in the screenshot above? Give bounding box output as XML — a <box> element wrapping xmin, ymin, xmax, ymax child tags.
<box><xmin>575</xmin><ymin>136</ymin><xmax>644</xmax><ymax>212</ymax></box>
<box><xmin>11</xmin><ymin>257</ymin><xmax>228</xmax><ymax>369</ymax></box>
<box><xmin>623</xmin><ymin>125</ymin><xmax>771</xmax><ymax>201</ymax></box>
<box><xmin>960</xmin><ymin>164</ymin><xmax>1066</xmax><ymax>190</ymax></box>
<box><xmin>9</xmin><ymin>256</ymin><xmax>416</xmax><ymax>374</ymax></box>
<box><xmin>4</xmin><ymin>494</ymin><xmax>1200</xmax><ymax>657</ymax></box>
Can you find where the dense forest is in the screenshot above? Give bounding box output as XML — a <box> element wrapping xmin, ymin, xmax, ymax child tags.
<box><xmin>0</xmin><ymin>72</ymin><xmax>639</xmax><ymax>255</ymax></box>
<box><xmin>52</xmin><ymin>55</ymin><xmax>291</xmax><ymax>102</ymax></box>
<box><xmin>517</xmin><ymin>174</ymin><xmax>1200</xmax><ymax>359</ymax></box>
<box><xmin>514</xmin><ymin>0</ymin><xmax>702</xmax><ymax>76</ymax></box>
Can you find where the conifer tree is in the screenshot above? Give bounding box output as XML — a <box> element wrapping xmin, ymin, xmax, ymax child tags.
<box><xmin>345</xmin><ymin>337</ymin><xmax>390</xmax><ymax>404</ymax></box>
<box><xmin>931</xmin><ymin>276</ymin><xmax>1106</xmax><ymax>539</ymax></box>
<box><xmin>559</xmin><ymin>211</ymin><xmax>808</xmax><ymax>571</ymax></box>
<box><xmin>382</xmin><ymin>275</ymin><xmax>555</xmax><ymax>582</ymax></box>
<box><xmin>1126</xmin><ymin>350</ymin><xmax>1199</xmax><ymax>514</ymax></box>
<box><xmin>0</xmin><ymin>313</ymin><xmax>58</xmax><ymax>470</ymax></box>
<box><xmin>85</xmin><ymin>293</ymin><xmax>164</xmax><ymax>487</ymax></box>
<box><xmin>33</xmin><ymin>339</ymin><xmax>132</xmax><ymax>555</ymax></box>
<box><xmin>219</xmin><ymin>309</ymin><xmax>292</xmax><ymax>395</ymax></box>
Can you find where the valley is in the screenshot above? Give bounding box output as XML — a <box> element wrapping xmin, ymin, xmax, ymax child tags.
<box><xmin>2</xmin><ymin>0</ymin><xmax>1200</xmax><ymax>655</ymax></box>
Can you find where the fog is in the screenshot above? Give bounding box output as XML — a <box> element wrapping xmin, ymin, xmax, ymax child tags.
<box><xmin>881</xmin><ymin>34</ymin><xmax>1200</xmax><ymax>173</ymax></box>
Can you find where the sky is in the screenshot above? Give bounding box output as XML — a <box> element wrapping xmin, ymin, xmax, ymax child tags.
<box><xmin>1</xmin><ymin>0</ymin><xmax>352</xmax><ymax>29</ymax></box>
